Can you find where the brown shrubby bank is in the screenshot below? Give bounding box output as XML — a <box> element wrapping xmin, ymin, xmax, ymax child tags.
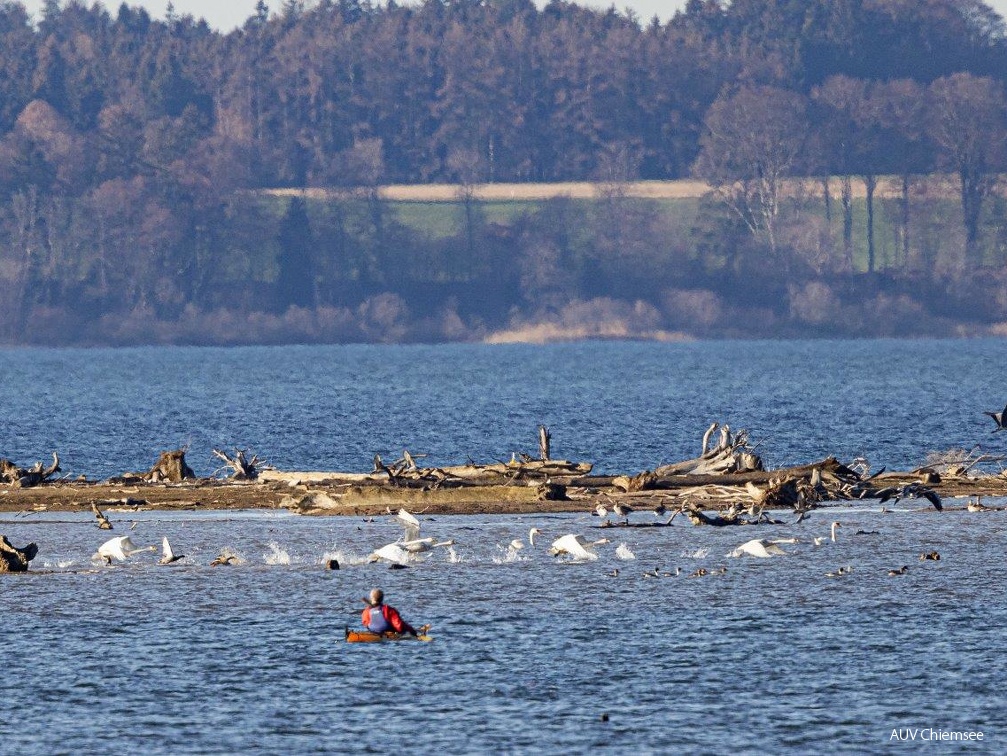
<box><xmin>0</xmin><ymin>0</ymin><xmax>1006</xmax><ymax>344</ymax></box>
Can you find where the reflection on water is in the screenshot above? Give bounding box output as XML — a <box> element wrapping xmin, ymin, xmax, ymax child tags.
<box><xmin>4</xmin><ymin>506</ymin><xmax>1005</xmax><ymax>750</ymax></box>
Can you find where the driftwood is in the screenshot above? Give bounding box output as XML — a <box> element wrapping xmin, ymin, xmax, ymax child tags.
<box><xmin>0</xmin><ymin>453</ymin><xmax>60</xmax><ymax>487</ymax></box>
<box><xmin>612</xmin><ymin>471</ymin><xmax>658</xmax><ymax>493</ymax></box>
<box><xmin>656</xmin><ymin>424</ymin><xmax>763</xmax><ymax>477</ymax></box>
<box><xmin>538</xmin><ymin>425</ymin><xmax>551</xmax><ymax>461</ymax></box>
<box><xmin>212</xmin><ymin>448</ymin><xmax>262</xmax><ymax>480</ymax></box>
<box><xmin>145</xmin><ymin>449</ymin><xmax>195</xmax><ymax>483</ymax></box>
<box><xmin>0</xmin><ymin>535</ymin><xmax>38</xmax><ymax>572</ymax></box>
<box><xmin>536</xmin><ymin>481</ymin><xmax>568</xmax><ymax>501</ymax></box>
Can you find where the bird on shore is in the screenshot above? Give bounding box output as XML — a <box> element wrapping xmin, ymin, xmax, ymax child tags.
<box><xmin>159</xmin><ymin>537</ymin><xmax>184</xmax><ymax>565</ymax></box>
<box><xmin>984</xmin><ymin>404</ymin><xmax>1007</xmax><ymax>432</ymax></box>
<box><xmin>91</xmin><ymin>502</ymin><xmax>112</xmax><ymax>530</ymax></box>
<box><xmin>95</xmin><ymin>536</ymin><xmax>155</xmax><ymax>565</ymax></box>
<box><xmin>593</xmin><ymin>503</ymin><xmax>609</xmax><ymax>518</ymax></box>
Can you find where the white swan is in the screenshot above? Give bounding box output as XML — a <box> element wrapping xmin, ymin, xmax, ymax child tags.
<box><xmin>508</xmin><ymin>538</ymin><xmax>524</xmax><ymax>552</ymax></box>
<box><xmin>399</xmin><ymin>537</ymin><xmax>456</xmax><ymax>554</ymax></box>
<box><xmin>813</xmin><ymin>521</ymin><xmax>841</xmax><ymax>546</ymax></box>
<box><xmin>368</xmin><ymin>542</ymin><xmax>412</xmax><ymax>564</ymax></box>
<box><xmin>95</xmin><ymin>536</ymin><xmax>155</xmax><ymax>564</ymax></box>
<box><xmin>158</xmin><ymin>537</ymin><xmax>184</xmax><ymax>565</ymax></box>
<box><xmin>728</xmin><ymin>539</ymin><xmax>787</xmax><ymax>558</ymax></box>
<box><xmin>368</xmin><ymin>537</ymin><xmax>454</xmax><ymax>564</ymax></box>
<box><xmin>396</xmin><ymin>508</ymin><xmax>421</xmax><ymax>541</ymax></box>
<box><xmin>548</xmin><ymin>534</ymin><xmax>607</xmax><ymax>561</ymax></box>
<box><xmin>528</xmin><ymin>527</ymin><xmax>541</xmax><ymax>547</ymax></box>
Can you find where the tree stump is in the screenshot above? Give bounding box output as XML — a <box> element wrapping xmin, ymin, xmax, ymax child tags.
<box><xmin>538</xmin><ymin>425</ymin><xmax>551</xmax><ymax>461</ymax></box>
<box><xmin>0</xmin><ymin>535</ymin><xmax>38</xmax><ymax>572</ymax></box>
<box><xmin>145</xmin><ymin>449</ymin><xmax>195</xmax><ymax>483</ymax></box>
<box><xmin>0</xmin><ymin>453</ymin><xmax>60</xmax><ymax>487</ymax></box>
<box><xmin>212</xmin><ymin>448</ymin><xmax>261</xmax><ymax>480</ymax></box>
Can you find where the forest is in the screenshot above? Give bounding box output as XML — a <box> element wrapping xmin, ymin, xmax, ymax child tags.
<box><xmin>1</xmin><ymin>0</ymin><xmax>1007</xmax><ymax>344</ymax></box>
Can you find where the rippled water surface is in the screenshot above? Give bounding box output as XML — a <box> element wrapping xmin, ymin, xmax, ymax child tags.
<box><xmin>3</xmin><ymin>341</ymin><xmax>1007</xmax><ymax>752</ymax></box>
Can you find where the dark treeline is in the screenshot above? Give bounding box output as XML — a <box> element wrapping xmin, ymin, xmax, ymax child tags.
<box><xmin>2</xmin><ymin>0</ymin><xmax>1007</xmax><ymax>344</ymax></box>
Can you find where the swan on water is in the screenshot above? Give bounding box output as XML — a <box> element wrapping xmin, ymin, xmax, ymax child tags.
<box><xmin>528</xmin><ymin>527</ymin><xmax>541</xmax><ymax>547</ymax></box>
<box><xmin>159</xmin><ymin>537</ymin><xmax>184</xmax><ymax>565</ymax></box>
<box><xmin>400</xmin><ymin>537</ymin><xmax>456</xmax><ymax>554</ymax></box>
<box><xmin>813</xmin><ymin>521</ymin><xmax>841</xmax><ymax>546</ymax></box>
<box><xmin>95</xmin><ymin>536</ymin><xmax>155</xmax><ymax>564</ymax></box>
<box><xmin>728</xmin><ymin>539</ymin><xmax>787</xmax><ymax>558</ymax></box>
<box><xmin>508</xmin><ymin>538</ymin><xmax>524</xmax><ymax>552</ymax></box>
<box><xmin>549</xmin><ymin>534</ymin><xmax>606</xmax><ymax>561</ymax></box>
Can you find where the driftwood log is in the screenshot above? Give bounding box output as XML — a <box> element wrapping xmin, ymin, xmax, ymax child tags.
<box><xmin>0</xmin><ymin>535</ymin><xmax>38</xmax><ymax>572</ymax></box>
<box><xmin>0</xmin><ymin>453</ymin><xmax>60</xmax><ymax>487</ymax></box>
<box><xmin>656</xmin><ymin>424</ymin><xmax>763</xmax><ymax>476</ymax></box>
<box><xmin>145</xmin><ymin>449</ymin><xmax>195</xmax><ymax>483</ymax></box>
<box><xmin>212</xmin><ymin>448</ymin><xmax>261</xmax><ymax>480</ymax></box>
<box><xmin>538</xmin><ymin>425</ymin><xmax>551</xmax><ymax>461</ymax></box>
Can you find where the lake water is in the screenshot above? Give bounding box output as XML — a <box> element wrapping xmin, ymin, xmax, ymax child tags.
<box><xmin>2</xmin><ymin>340</ymin><xmax>1006</xmax><ymax>752</ymax></box>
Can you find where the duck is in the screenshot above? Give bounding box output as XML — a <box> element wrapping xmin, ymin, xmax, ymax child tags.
<box><xmin>887</xmin><ymin>565</ymin><xmax>909</xmax><ymax>576</ymax></box>
<box><xmin>919</xmin><ymin>551</ymin><xmax>940</xmax><ymax>561</ymax></box>
<box><xmin>967</xmin><ymin>497</ymin><xmax>988</xmax><ymax>512</ymax></box>
<box><xmin>210</xmin><ymin>549</ymin><xmax>241</xmax><ymax>566</ymax></box>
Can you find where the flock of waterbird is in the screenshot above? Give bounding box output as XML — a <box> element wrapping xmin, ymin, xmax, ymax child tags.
<box><xmin>69</xmin><ymin>471</ymin><xmax>976</xmax><ymax>578</ymax></box>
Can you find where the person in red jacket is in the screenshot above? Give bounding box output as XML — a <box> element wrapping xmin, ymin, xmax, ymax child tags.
<box><xmin>361</xmin><ymin>588</ymin><xmax>418</xmax><ymax>636</ymax></box>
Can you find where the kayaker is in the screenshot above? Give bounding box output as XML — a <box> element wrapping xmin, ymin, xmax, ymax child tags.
<box><xmin>361</xmin><ymin>588</ymin><xmax>418</xmax><ymax>636</ymax></box>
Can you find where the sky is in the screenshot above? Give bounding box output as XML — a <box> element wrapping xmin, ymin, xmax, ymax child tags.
<box><xmin>16</xmin><ymin>0</ymin><xmax>1007</xmax><ymax>31</ymax></box>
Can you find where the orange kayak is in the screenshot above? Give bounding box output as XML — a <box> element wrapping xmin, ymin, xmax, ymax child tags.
<box><xmin>345</xmin><ymin>628</ymin><xmax>433</xmax><ymax>643</ymax></box>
